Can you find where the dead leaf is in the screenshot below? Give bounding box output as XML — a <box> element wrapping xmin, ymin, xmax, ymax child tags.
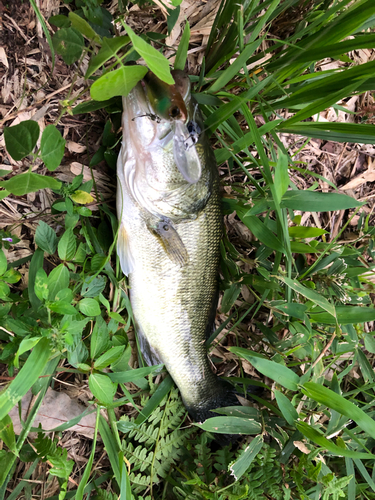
<box><xmin>9</xmin><ymin>387</ymin><xmax>97</xmax><ymax>439</ymax></box>
<box><xmin>0</xmin><ymin>47</ymin><xmax>9</xmax><ymax>69</ymax></box>
<box><xmin>294</xmin><ymin>441</ymin><xmax>310</xmax><ymax>454</ymax></box>
<box><xmin>341</xmin><ymin>167</ymin><xmax>375</xmax><ymax>191</ymax></box>
<box><xmin>67</xmin><ymin>141</ymin><xmax>87</xmax><ymax>154</ymax></box>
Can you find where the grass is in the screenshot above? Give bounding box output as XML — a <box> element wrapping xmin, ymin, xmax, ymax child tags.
<box><xmin>1</xmin><ymin>0</ymin><xmax>375</xmax><ymax>498</ymax></box>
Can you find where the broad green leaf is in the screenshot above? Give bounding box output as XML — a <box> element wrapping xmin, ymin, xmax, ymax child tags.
<box><xmin>221</xmin><ymin>283</ymin><xmax>241</xmax><ymax>313</ymax></box>
<box><xmin>274</xmin><ymin>390</ymin><xmax>298</xmax><ymax>426</ymax></box>
<box><xmin>280</xmin><ymin>190</ymin><xmax>361</xmax><ymax>212</ymax></box>
<box><xmin>34</xmin><ymin>268</ymin><xmax>49</xmax><ymax>301</ymax></box>
<box><xmin>58</xmin><ymin>228</ymin><xmax>77</xmax><ymax>261</ymax></box>
<box><xmin>297</xmin><ymin>422</ymin><xmax>375</xmax><ymax>459</ymax></box>
<box><xmin>93</xmin><ymin>346</ymin><xmax>125</xmax><ymax>370</ymax></box>
<box><xmin>303</xmin><ymin>382</ymin><xmax>375</xmax><ymax>438</ymax></box>
<box><xmin>28</xmin><ymin>248</ymin><xmax>44</xmax><ymax>310</ymax></box>
<box><xmin>0</xmin><ymin>249</ymin><xmax>7</xmax><ymax>276</ymax></box>
<box><xmin>240</xmin><ymin>214</ymin><xmax>285</xmax><ymax>253</ymax></box>
<box><xmin>72</xmin><ymin>97</ymin><xmax>118</xmax><ymax>115</ymax></box>
<box><xmin>89</xmin><ymin>373</ymin><xmax>117</xmax><ymax>404</ymax></box>
<box><xmin>49</xmin><ymin>301</ymin><xmax>77</xmax><ymax>315</ymax></box>
<box><xmin>52</xmin><ymin>27</ymin><xmax>84</xmax><ymax>65</ymax></box>
<box><xmin>86</xmin><ymin>36</ymin><xmax>130</xmax><ymax>79</ymax></box>
<box><xmin>289</xmin><ymin>226</ymin><xmax>328</xmax><ymax>238</ymax></box>
<box><xmin>0</xmin><ymin>337</ymin><xmax>51</xmax><ymax>421</ymax></box>
<box><xmin>40</xmin><ymin>125</ymin><xmax>65</xmax><ymax>171</ymax></box>
<box><xmin>90</xmin><ymin>65</ymin><xmax>148</xmax><ymax>101</ymax></box>
<box><xmin>2</xmin><ymin>268</ymin><xmax>21</xmax><ymax>284</ymax></box>
<box><xmin>81</xmin><ymin>275</ymin><xmax>106</xmax><ymax>298</ymax></box>
<box><xmin>35</xmin><ymin>221</ymin><xmax>58</xmax><ymax>255</ymax></box>
<box><xmin>49</xmin><ymin>14</ymin><xmax>71</xmax><ymax>28</ymax></box>
<box><xmin>0</xmin><ymin>281</ymin><xmax>10</xmax><ymax>299</ymax></box>
<box><xmin>70</xmin><ymin>190</ymin><xmax>94</xmax><ymax>204</ymax></box>
<box><xmin>79</xmin><ymin>297</ymin><xmax>101</xmax><ymax>316</ymax></box>
<box><xmin>0</xmin><ymin>189</ymin><xmax>10</xmax><ymax>200</ymax></box>
<box><xmin>0</xmin><ymin>415</ymin><xmax>16</xmax><ymax>453</ymax></box>
<box><xmin>174</xmin><ymin>21</ymin><xmax>190</xmax><ymax>71</ymax></box>
<box><xmin>4</xmin><ymin>121</ymin><xmax>40</xmax><ymax>161</ymax></box>
<box><xmin>90</xmin><ymin>317</ymin><xmax>110</xmax><ymax>359</ymax></box>
<box><xmin>124</xmin><ymin>24</ymin><xmax>174</xmax><ymax>84</ymax></box>
<box><xmin>55</xmin><ymin>288</ymin><xmax>73</xmax><ymax>303</ymax></box>
<box><xmin>364</xmin><ymin>332</ymin><xmax>375</xmax><ymax>354</ymax></box>
<box><xmin>290</xmin><ymin>242</ymin><xmax>321</xmax><ymax>254</ymax></box>
<box><xmin>108</xmin><ymin>364</ymin><xmax>164</xmax><ymax>383</ymax></box>
<box><xmin>280</xmin><ymin>277</ymin><xmax>336</xmax><ymax>319</ymax></box>
<box><xmin>0</xmin><ymin>173</ymin><xmax>61</xmax><ymax>196</ymax></box>
<box><xmin>229</xmin><ymin>347</ymin><xmax>300</xmax><ymax>391</ymax></box>
<box><xmin>274</xmin><ymin>302</ymin><xmax>308</xmax><ymax>321</ymax></box>
<box><xmin>15</xmin><ymin>337</ymin><xmax>42</xmax><ymax>368</ymax></box>
<box><xmin>311</xmin><ymin>306</ymin><xmax>375</xmax><ymax>325</ymax></box>
<box><xmin>196</xmin><ymin>416</ymin><xmax>262</xmax><ymax>435</ymax></box>
<box><xmin>274</xmin><ymin>151</ymin><xmax>289</xmax><ymax>204</ymax></box>
<box><xmin>229</xmin><ymin>434</ymin><xmax>263</xmax><ymax>480</ymax></box>
<box><xmin>108</xmin><ymin>311</ymin><xmax>123</xmax><ymax>323</ymax></box>
<box><xmin>48</xmin><ymin>263</ymin><xmax>70</xmax><ymax>301</ymax></box>
<box><xmin>68</xmin><ymin>11</ymin><xmax>100</xmax><ymax>42</ymax></box>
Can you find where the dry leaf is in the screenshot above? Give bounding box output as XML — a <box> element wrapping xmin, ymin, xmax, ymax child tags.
<box><xmin>67</xmin><ymin>141</ymin><xmax>87</xmax><ymax>154</ymax></box>
<box><xmin>0</xmin><ymin>47</ymin><xmax>9</xmax><ymax>69</ymax></box>
<box><xmin>9</xmin><ymin>387</ymin><xmax>97</xmax><ymax>439</ymax></box>
<box><xmin>341</xmin><ymin>167</ymin><xmax>375</xmax><ymax>191</ymax></box>
<box><xmin>294</xmin><ymin>441</ymin><xmax>310</xmax><ymax>454</ymax></box>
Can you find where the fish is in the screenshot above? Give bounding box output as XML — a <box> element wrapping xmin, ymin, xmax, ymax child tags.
<box><xmin>116</xmin><ymin>69</ymin><xmax>238</xmax><ymax>423</ymax></box>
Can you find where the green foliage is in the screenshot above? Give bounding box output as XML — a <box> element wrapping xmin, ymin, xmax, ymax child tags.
<box><xmin>119</xmin><ymin>388</ymin><xmax>193</xmax><ymax>494</ymax></box>
<box><xmin>34</xmin><ymin>432</ymin><xmax>74</xmax><ymax>500</ymax></box>
<box><xmin>2</xmin><ymin>0</ymin><xmax>375</xmax><ymax>499</ymax></box>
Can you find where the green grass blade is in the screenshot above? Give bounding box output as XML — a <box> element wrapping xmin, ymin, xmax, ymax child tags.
<box><xmin>29</xmin><ymin>0</ymin><xmax>55</xmax><ymax>71</ymax></box>
<box><xmin>229</xmin><ymin>348</ymin><xmax>300</xmax><ymax>391</ymax></box>
<box><xmin>135</xmin><ymin>375</ymin><xmax>174</xmax><ymax>425</ymax></box>
<box><xmin>99</xmin><ymin>414</ymin><xmax>121</xmax><ymax>485</ymax></box>
<box><xmin>76</xmin><ymin>407</ymin><xmax>100</xmax><ymax>500</ymax></box>
<box><xmin>296</xmin><ymin>422</ymin><xmax>375</xmax><ymax>459</ymax></box>
<box><xmin>279</xmin><ymin>122</ymin><xmax>375</xmax><ymax>144</ymax></box>
<box><xmin>0</xmin><ymin>338</ymin><xmax>51</xmax><ymax>421</ymax></box>
<box><xmin>174</xmin><ymin>21</ymin><xmax>190</xmax><ymax>71</ymax></box>
<box><xmin>208</xmin><ymin>38</ymin><xmax>263</xmax><ymax>93</ymax></box>
<box><xmin>229</xmin><ymin>434</ymin><xmax>264</xmax><ymax>480</ymax></box>
<box><xmin>302</xmin><ymin>382</ymin><xmax>375</xmax><ymax>438</ymax></box>
<box><xmin>204</xmin><ymin>75</ymin><xmax>273</xmax><ymax>133</ymax></box>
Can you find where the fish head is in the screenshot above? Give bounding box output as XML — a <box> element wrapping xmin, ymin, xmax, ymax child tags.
<box><xmin>118</xmin><ymin>68</ymin><xmax>214</xmax><ymax>220</ymax></box>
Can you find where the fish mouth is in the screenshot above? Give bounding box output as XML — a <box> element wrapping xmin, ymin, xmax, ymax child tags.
<box><xmin>124</xmin><ymin>69</ymin><xmax>202</xmax><ymax>184</ymax></box>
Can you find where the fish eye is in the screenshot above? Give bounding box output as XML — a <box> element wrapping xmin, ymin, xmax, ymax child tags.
<box><xmin>163</xmin><ymin>224</ymin><xmax>169</xmax><ymax>231</ymax></box>
<box><xmin>170</xmin><ymin>106</ymin><xmax>180</xmax><ymax>118</ymax></box>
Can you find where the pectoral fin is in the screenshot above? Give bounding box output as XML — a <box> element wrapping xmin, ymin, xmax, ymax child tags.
<box><xmin>147</xmin><ymin>220</ymin><xmax>189</xmax><ymax>267</ymax></box>
<box><xmin>117</xmin><ymin>224</ymin><xmax>134</xmax><ymax>276</ymax></box>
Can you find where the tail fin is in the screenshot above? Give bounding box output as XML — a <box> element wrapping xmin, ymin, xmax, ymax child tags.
<box><xmin>185</xmin><ymin>379</ymin><xmax>262</xmax><ymax>446</ymax></box>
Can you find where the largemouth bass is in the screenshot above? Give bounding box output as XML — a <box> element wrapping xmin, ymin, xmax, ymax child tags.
<box><xmin>116</xmin><ymin>69</ymin><xmax>236</xmax><ymax>422</ymax></box>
